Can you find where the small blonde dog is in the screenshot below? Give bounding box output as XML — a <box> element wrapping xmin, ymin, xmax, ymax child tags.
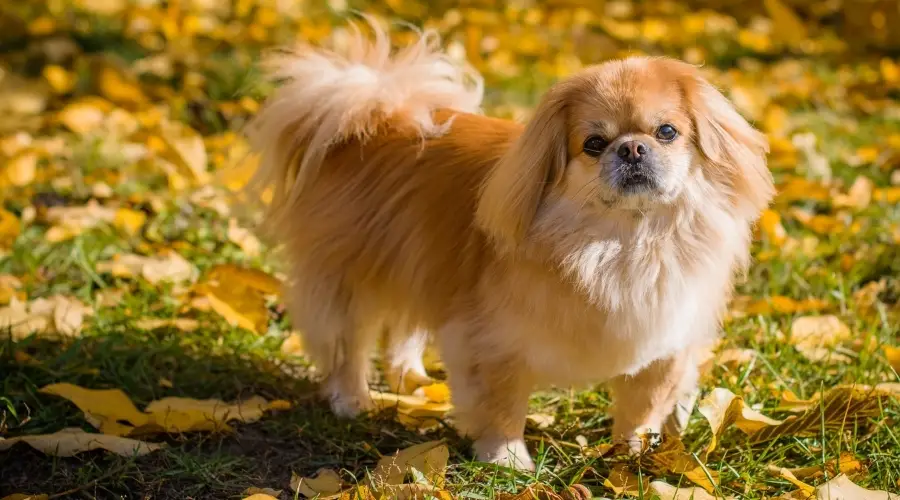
<box><xmin>247</xmin><ymin>22</ymin><xmax>774</xmax><ymax>470</ymax></box>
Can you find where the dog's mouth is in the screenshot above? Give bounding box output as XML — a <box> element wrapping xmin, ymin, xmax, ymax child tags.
<box><xmin>617</xmin><ymin>165</ymin><xmax>658</xmax><ymax>194</ymax></box>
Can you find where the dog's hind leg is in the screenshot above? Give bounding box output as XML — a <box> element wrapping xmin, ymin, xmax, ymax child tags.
<box><xmin>285</xmin><ymin>275</ymin><xmax>376</xmax><ymax>418</ymax></box>
<box><xmin>383</xmin><ymin>325</ymin><xmax>435</xmax><ymax>395</ymax></box>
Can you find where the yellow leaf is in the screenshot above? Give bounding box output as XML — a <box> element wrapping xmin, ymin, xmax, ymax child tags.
<box><xmin>160</xmin><ymin>120</ymin><xmax>209</xmax><ymax>183</ymax></box>
<box><xmin>873</xmin><ymin>187</ymin><xmax>900</xmax><ymax>204</ymax></box>
<box><xmin>369</xmin><ymin>440</ymin><xmax>449</xmax><ymax>490</ymax></box>
<box><xmin>642</xmin><ymin>437</ymin><xmax>719</xmax><ymax>493</ymax></box>
<box><xmin>417</xmin><ymin>382</ymin><xmax>451</xmax><ymax>404</ymax></box>
<box><xmin>0</xmin><ymin>427</ymin><xmax>162</xmax><ymax>457</ymax></box>
<box><xmin>57</xmin><ymin>98</ymin><xmax>110</xmax><ymax>135</ymax></box>
<box><xmin>697</xmin><ymin>388</ymin><xmax>783</xmax><ymax>453</ymax></box>
<box><xmin>242</xmin><ymin>487</ymin><xmax>282</xmax><ymax>500</ymax></box>
<box><xmin>227</xmin><ymin>218</ymin><xmax>262</xmax><ymax>257</ymax></box>
<box><xmin>40</xmin><ymin>383</ymin><xmax>288</xmax><ymax>436</ymax></box>
<box><xmin>768</xmin><ymin>452</ymin><xmax>865</xmax><ymax>482</ymax></box>
<box><xmin>833</xmin><ymin>176</ymin><xmax>874</xmax><ymax>210</ymax></box>
<box><xmin>648</xmin><ymin>481</ymin><xmax>721</xmax><ymax>500</ymax></box>
<box><xmin>2</xmin><ymin>495</ymin><xmax>49</xmax><ymax>500</ymax></box>
<box><xmin>790</xmin><ymin>315</ymin><xmax>852</xmax><ymax>363</ymax></box>
<box><xmin>0</xmin><ymin>208</ymin><xmax>20</xmax><ymax>250</ymax></box>
<box><xmin>98</xmin><ymin>65</ymin><xmax>147</xmax><ymax>107</ymax></box>
<box><xmin>759</xmin><ymin>209</ymin><xmax>787</xmax><ymax>246</ymax></box>
<box><xmin>603</xmin><ymin>464</ymin><xmax>650</xmax><ymax>496</ymax></box>
<box><xmin>195</xmin><ymin>264</ymin><xmax>280</xmax><ymax>333</ymax></box>
<box><xmin>291</xmin><ymin>469</ymin><xmax>344</xmax><ymax>498</ymax></box>
<box><xmin>281</xmin><ymin>332</ymin><xmax>305</xmax><ymax>356</ymax></box>
<box><xmin>42</xmin><ymin>65</ymin><xmax>76</xmax><ymax>94</ymax></box>
<box><xmin>96</xmin><ymin>251</ymin><xmax>197</xmax><ymax>285</ymax></box>
<box><xmin>113</xmin><ymin>208</ymin><xmax>147</xmax><ymax>236</ymax></box>
<box><xmin>158</xmin><ymin>378</ymin><xmax>174</xmax><ymax>388</ymax></box>
<box><xmin>764</xmin><ymin>0</ymin><xmax>807</xmax><ymax>47</ymax></box>
<box><xmin>884</xmin><ymin>346</ymin><xmax>900</xmax><ymax>372</ymax></box>
<box><xmin>4</xmin><ymin>150</ymin><xmax>37</xmax><ymax>186</ymax></box>
<box><xmin>135</xmin><ymin>318</ymin><xmax>200</xmax><ymax>332</ymax></box>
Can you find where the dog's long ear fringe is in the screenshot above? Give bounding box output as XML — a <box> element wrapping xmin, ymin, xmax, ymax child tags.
<box><xmin>244</xmin><ymin>16</ymin><xmax>484</xmax><ymax>237</ymax></box>
<box><xmin>475</xmin><ymin>83</ymin><xmax>570</xmax><ymax>251</ymax></box>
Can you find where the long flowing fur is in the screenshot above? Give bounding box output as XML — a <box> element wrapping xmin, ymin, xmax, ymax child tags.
<box><xmin>246</xmin><ymin>20</ymin><xmax>484</xmax><ymax>234</ymax></box>
<box><xmin>247</xmin><ymin>23</ymin><xmax>773</xmax><ymax>470</ymax></box>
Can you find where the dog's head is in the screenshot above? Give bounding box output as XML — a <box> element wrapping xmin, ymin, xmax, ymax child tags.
<box><xmin>475</xmin><ymin>57</ymin><xmax>774</xmax><ymax>248</ymax></box>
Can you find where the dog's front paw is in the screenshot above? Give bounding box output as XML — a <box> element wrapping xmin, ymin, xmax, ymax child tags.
<box><xmin>474</xmin><ymin>437</ymin><xmax>535</xmax><ymax>471</ymax></box>
<box><xmin>323</xmin><ymin>378</ymin><xmax>373</xmax><ymax>418</ymax></box>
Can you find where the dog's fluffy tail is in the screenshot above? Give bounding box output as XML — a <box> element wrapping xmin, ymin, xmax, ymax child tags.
<box><xmin>246</xmin><ymin>19</ymin><xmax>484</xmax><ymax>233</ymax></box>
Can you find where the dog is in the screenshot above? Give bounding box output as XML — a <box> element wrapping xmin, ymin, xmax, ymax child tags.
<box><xmin>246</xmin><ymin>22</ymin><xmax>774</xmax><ymax>470</ymax></box>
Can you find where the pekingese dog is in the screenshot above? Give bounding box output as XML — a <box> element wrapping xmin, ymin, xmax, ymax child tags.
<box><xmin>247</xmin><ymin>22</ymin><xmax>774</xmax><ymax>470</ymax></box>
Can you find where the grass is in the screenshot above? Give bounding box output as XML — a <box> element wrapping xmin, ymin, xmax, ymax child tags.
<box><xmin>2</xmin><ymin>1</ymin><xmax>900</xmax><ymax>498</ymax></box>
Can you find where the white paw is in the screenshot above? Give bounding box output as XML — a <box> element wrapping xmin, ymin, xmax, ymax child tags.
<box><xmin>323</xmin><ymin>379</ymin><xmax>372</xmax><ymax>418</ymax></box>
<box><xmin>474</xmin><ymin>437</ymin><xmax>535</xmax><ymax>471</ymax></box>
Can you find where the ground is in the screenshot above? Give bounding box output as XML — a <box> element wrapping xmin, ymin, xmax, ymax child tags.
<box><xmin>1</xmin><ymin>1</ymin><xmax>900</xmax><ymax>499</ymax></box>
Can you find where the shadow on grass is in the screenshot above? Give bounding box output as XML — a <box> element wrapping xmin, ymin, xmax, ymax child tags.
<box><xmin>0</xmin><ymin>328</ymin><xmax>470</xmax><ymax>499</ymax></box>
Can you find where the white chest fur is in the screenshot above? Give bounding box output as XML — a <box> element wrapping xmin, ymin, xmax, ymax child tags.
<box><xmin>480</xmin><ymin>199</ymin><xmax>744</xmax><ymax>388</ymax></box>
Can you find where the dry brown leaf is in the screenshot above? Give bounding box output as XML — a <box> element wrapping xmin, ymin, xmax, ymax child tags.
<box><xmin>0</xmin><ymin>295</ymin><xmax>92</xmax><ymax>339</ymax></box>
<box><xmin>603</xmin><ymin>464</ymin><xmax>650</xmax><ymax>496</ymax></box>
<box><xmin>790</xmin><ymin>315</ymin><xmax>853</xmax><ymax>363</ymax></box>
<box><xmin>368</xmin><ymin>390</ymin><xmax>452</xmax><ymax>430</ymax></box>
<box><xmin>697</xmin><ymin>388</ymin><xmax>783</xmax><ymax>452</ymax></box>
<box><xmin>96</xmin><ymin>251</ymin><xmax>197</xmax><ymax>285</ymax></box>
<box><xmin>374</xmin><ymin>441</ymin><xmax>449</xmax><ymax>487</ymax></box>
<box><xmin>648</xmin><ymin>480</ymin><xmax>727</xmax><ymax>500</ymax></box>
<box><xmin>227</xmin><ymin>218</ymin><xmax>262</xmax><ymax>257</ymax></box>
<box><xmin>812</xmin><ymin>474</ymin><xmax>897</xmax><ymax>500</ymax></box>
<box><xmin>0</xmin><ymin>427</ymin><xmax>162</xmax><ymax>457</ymax></box>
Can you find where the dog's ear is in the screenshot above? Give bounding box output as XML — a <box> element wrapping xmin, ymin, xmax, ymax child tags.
<box><xmin>683</xmin><ymin>69</ymin><xmax>774</xmax><ymax>219</ymax></box>
<box><xmin>475</xmin><ymin>84</ymin><xmax>569</xmax><ymax>249</ymax></box>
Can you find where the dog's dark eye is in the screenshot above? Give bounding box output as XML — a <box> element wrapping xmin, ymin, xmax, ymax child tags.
<box><xmin>656</xmin><ymin>124</ymin><xmax>678</xmax><ymax>142</ymax></box>
<box><xmin>583</xmin><ymin>136</ymin><xmax>608</xmax><ymax>156</ymax></box>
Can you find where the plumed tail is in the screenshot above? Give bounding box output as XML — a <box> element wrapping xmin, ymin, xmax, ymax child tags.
<box><xmin>245</xmin><ymin>19</ymin><xmax>484</xmax><ymax>234</ymax></box>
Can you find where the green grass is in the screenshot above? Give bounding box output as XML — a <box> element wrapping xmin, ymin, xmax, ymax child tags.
<box><xmin>3</xmin><ymin>1</ymin><xmax>900</xmax><ymax>499</ymax></box>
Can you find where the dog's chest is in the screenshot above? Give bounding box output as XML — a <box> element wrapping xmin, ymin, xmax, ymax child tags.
<box><xmin>491</xmin><ymin>247</ymin><xmax>723</xmax><ymax>387</ymax></box>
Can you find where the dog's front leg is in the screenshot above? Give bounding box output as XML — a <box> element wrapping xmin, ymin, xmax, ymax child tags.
<box><xmin>608</xmin><ymin>350</ymin><xmax>698</xmax><ymax>452</ymax></box>
<box><xmin>443</xmin><ymin>347</ymin><xmax>535</xmax><ymax>470</ymax></box>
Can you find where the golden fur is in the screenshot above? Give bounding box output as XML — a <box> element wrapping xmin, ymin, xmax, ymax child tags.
<box><xmin>247</xmin><ymin>22</ymin><xmax>774</xmax><ymax>469</ymax></box>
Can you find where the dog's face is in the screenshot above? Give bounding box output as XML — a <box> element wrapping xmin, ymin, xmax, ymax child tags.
<box><xmin>563</xmin><ymin>60</ymin><xmax>698</xmax><ymax>209</ymax></box>
<box><xmin>476</xmin><ymin>57</ymin><xmax>774</xmax><ymax>247</ymax></box>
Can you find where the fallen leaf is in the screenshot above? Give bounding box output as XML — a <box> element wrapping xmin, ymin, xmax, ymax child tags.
<box><xmin>291</xmin><ymin>468</ymin><xmax>344</xmax><ymax>498</ymax></box>
<box><xmin>642</xmin><ymin>437</ymin><xmax>719</xmax><ymax>493</ymax></box>
<box><xmin>812</xmin><ymin>474</ymin><xmax>897</xmax><ymax>500</ymax></box>
<box><xmin>96</xmin><ymin>251</ymin><xmax>197</xmax><ymax>285</ymax></box>
<box><xmin>768</xmin><ymin>452</ymin><xmax>865</xmax><ymax>482</ymax></box>
<box><xmin>697</xmin><ymin>387</ymin><xmax>783</xmax><ymax>453</ymax></box>
<box><xmin>369</xmin><ymin>440</ymin><xmax>449</xmax><ymax>491</ymax></box>
<box><xmin>113</xmin><ymin>208</ymin><xmax>147</xmax><ymax>236</ymax></box>
<box><xmin>4</xmin><ymin>150</ymin><xmax>38</xmax><ymax>186</ymax></box>
<box><xmin>526</xmin><ymin>413</ymin><xmax>556</xmax><ymax>429</ymax></box>
<box><xmin>603</xmin><ymin>464</ymin><xmax>650</xmax><ymax>496</ymax></box>
<box><xmin>228</xmin><ymin>218</ymin><xmax>262</xmax><ymax>257</ymax></box>
<box><xmin>764</xmin><ymin>0</ymin><xmax>807</xmax><ymax>47</ymax></box>
<box><xmin>281</xmin><ymin>332</ymin><xmax>305</xmax><ymax>356</ymax></box>
<box><xmin>1</xmin><ymin>495</ymin><xmax>49</xmax><ymax>500</ymax></box>
<box><xmin>43</xmin><ymin>200</ymin><xmax>118</xmax><ymax>242</ymax></box>
<box><xmin>43</xmin><ymin>65</ymin><xmax>75</xmax><ymax>94</ymax></box>
<box><xmin>160</xmin><ymin>120</ymin><xmax>209</xmax><ymax>183</ymax></box>
<box><xmin>135</xmin><ymin>317</ymin><xmax>200</xmax><ymax>332</ymax></box>
<box><xmin>883</xmin><ymin>346</ymin><xmax>900</xmax><ymax>372</ymax></box>
<box><xmin>193</xmin><ymin>264</ymin><xmax>280</xmax><ymax>333</ymax></box>
<box><xmin>242</xmin><ymin>487</ymin><xmax>283</xmax><ymax>499</ymax></box>
<box><xmin>760</xmin><ymin>209</ymin><xmax>787</xmax><ymax>246</ymax></box>
<box><xmin>648</xmin><ymin>480</ymin><xmax>723</xmax><ymax>500</ymax></box>
<box><xmin>57</xmin><ymin>97</ymin><xmax>111</xmax><ymax>135</ymax></box>
<box><xmin>0</xmin><ymin>427</ymin><xmax>162</xmax><ymax>457</ymax></box>
<box><xmin>416</xmin><ymin>382</ymin><xmax>451</xmax><ymax>404</ymax></box>
<box><xmin>97</xmin><ymin>65</ymin><xmax>147</xmax><ymax>107</ymax></box>
<box><xmin>0</xmin><ymin>208</ymin><xmax>22</xmax><ymax>250</ymax></box>
<box><xmin>368</xmin><ymin>390</ymin><xmax>452</xmax><ymax>430</ymax></box>
<box><xmin>790</xmin><ymin>315</ymin><xmax>852</xmax><ymax>362</ymax></box>
<box><xmin>0</xmin><ymin>295</ymin><xmax>92</xmax><ymax>339</ymax></box>
<box><xmin>833</xmin><ymin>176</ymin><xmax>874</xmax><ymax>210</ymax></box>
<box><xmin>40</xmin><ymin>383</ymin><xmax>287</xmax><ymax>436</ymax></box>
<box><xmin>242</xmin><ymin>495</ymin><xmax>279</xmax><ymax>500</ymax></box>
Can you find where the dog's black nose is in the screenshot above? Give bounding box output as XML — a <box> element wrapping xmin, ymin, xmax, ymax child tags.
<box><xmin>617</xmin><ymin>141</ymin><xmax>647</xmax><ymax>164</ymax></box>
